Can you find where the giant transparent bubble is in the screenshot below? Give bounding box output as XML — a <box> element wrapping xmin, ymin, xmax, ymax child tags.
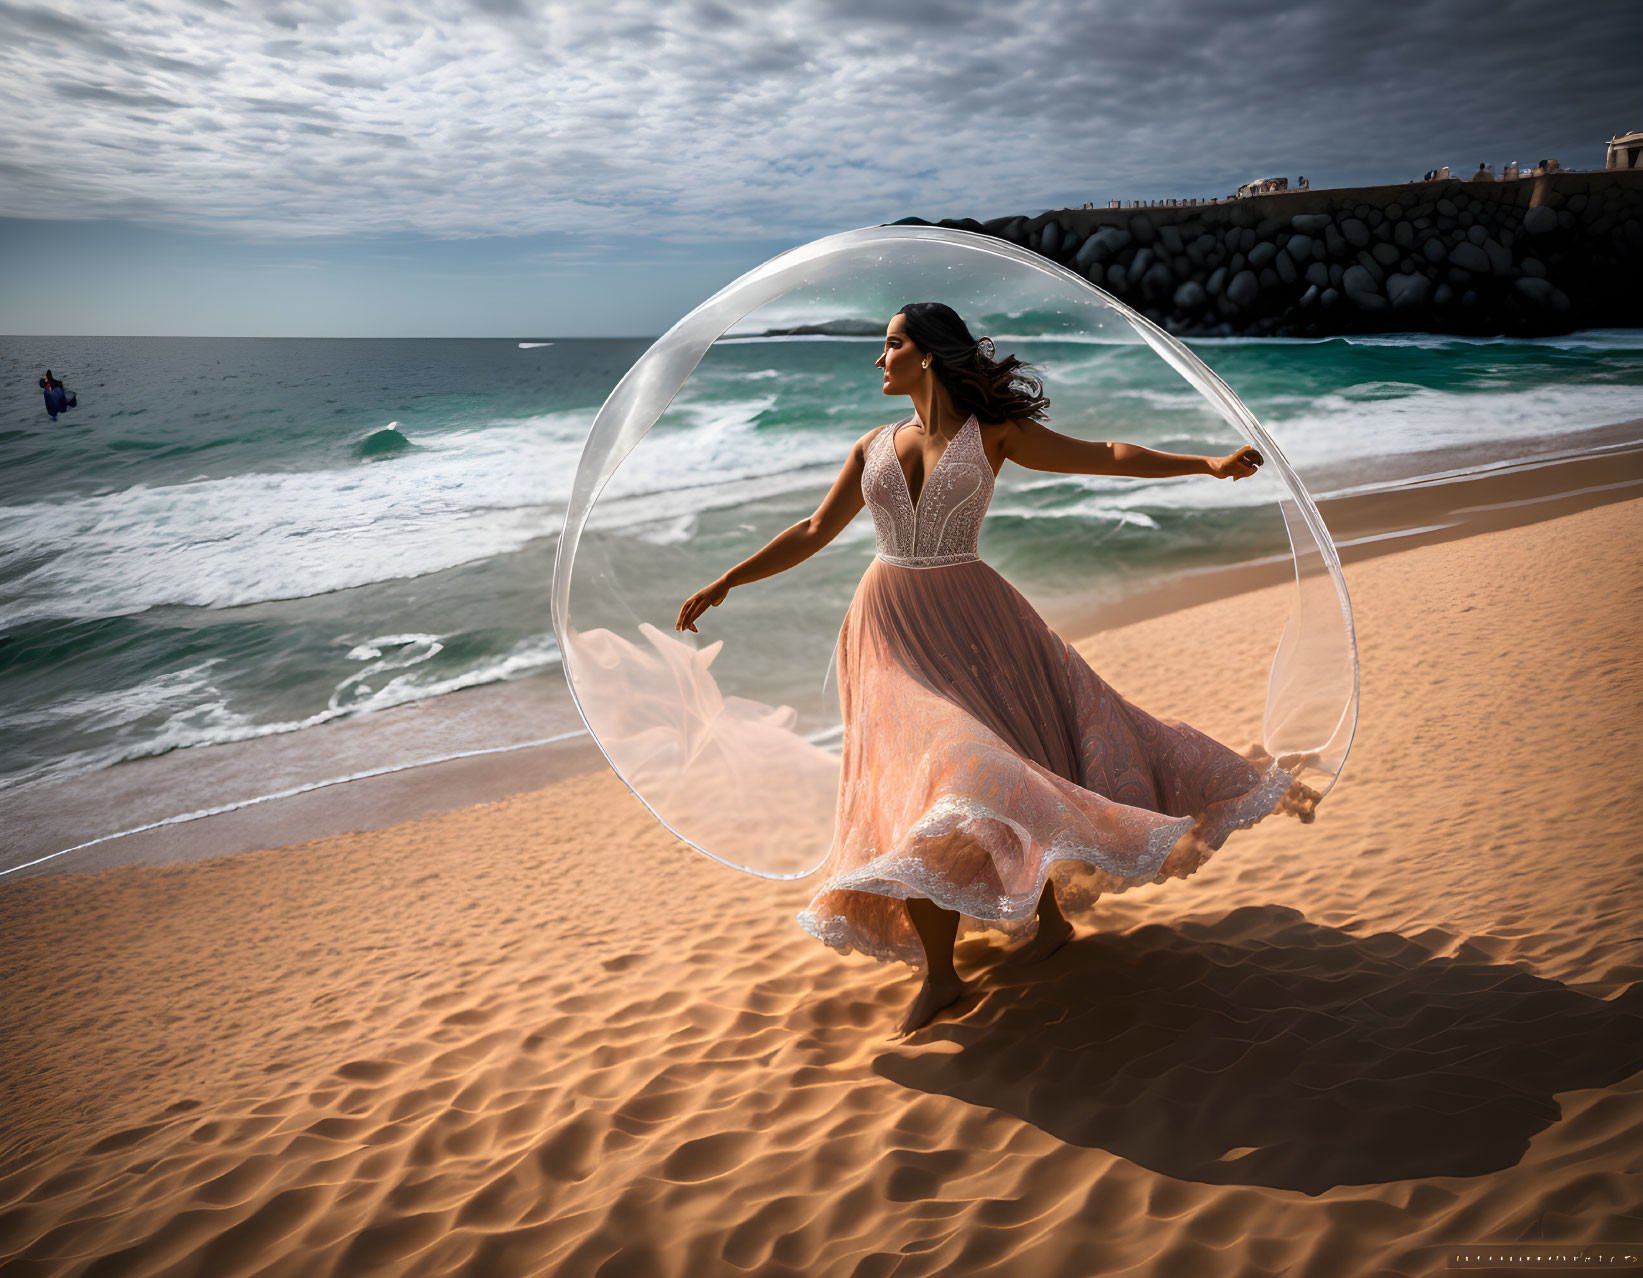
<box><xmin>551</xmin><ymin>225</ymin><xmax>1357</xmax><ymax>880</ymax></box>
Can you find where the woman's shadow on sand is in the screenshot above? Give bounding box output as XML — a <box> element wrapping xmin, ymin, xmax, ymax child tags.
<box><xmin>872</xmin><ymin>903</ymin><xmax>1643</xmax><ymax>1197</ymax></box>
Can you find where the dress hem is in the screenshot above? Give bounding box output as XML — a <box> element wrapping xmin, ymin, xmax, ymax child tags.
<box><xmin>795</xmin><ymin>759</ymin><xmax>1299</xmax><ymax>971</ymax></box>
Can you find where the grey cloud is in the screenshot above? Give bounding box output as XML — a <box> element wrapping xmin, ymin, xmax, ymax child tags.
<box><xmin>728</xmin><ymin>38</ymin><xmax>809</xmax><ymax>77</ymax></box>
<box><xmin>606</xmin><ymin>18</ymin><xmax>665</xmax><ymax>42</ymax></box>
<box><xmin>258</xmin><ymin>1</ymin><xmax>356</xmax><ymax>31</ymax></box>
<box><xmin>52</xmin><ymin>82</ymin><xmax>188</xmax><ymax>110</ymax></box>
<box><xmin>0</xmin><ymin>1</ymin><xmax>184</xmax><ymax>74</ymax></box>
<box><xmin>818</xmin><ymin>0</ymin><xmax>978</xmax><ymax>27</ymax></box>
<box><xmin>317</xmin><ymin>70</ymin><xmax>389</xmax><ymax>88</ymax></box>
<box><xmin>239</xmin><ymin>96</ymin><xmax>343</xmax><ymax>120</ymax></box>
<box><xmin>0</xmin><ymin>0</ymin><xmax>1638</xmax><ymax>242</ymax></box>
<box><xmin>352</xmin><ymin>130</ymin><xmax>415</xmax><ymax>147</ymax></box>
<box><xmin>145</xmin><ymin>52</ymin><xmax>229</xmax><ymax>79</ymax></box>
<box><xmin>0</xmin><ymin>0</ymin><xmax>114</xmax><ymax>42</ymax></box>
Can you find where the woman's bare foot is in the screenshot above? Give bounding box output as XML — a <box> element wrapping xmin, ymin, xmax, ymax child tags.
<box><xmin>895</xmin><ymin>972</ymin><xmax>969</xmax><ymax>1036</ymax></box>
<box><xmin>1002</xmin><ymin>916</ymin><xmax>1075</xmax><ymax>965</ymax></box>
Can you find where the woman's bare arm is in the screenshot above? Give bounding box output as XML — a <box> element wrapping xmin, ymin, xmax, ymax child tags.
<box><xmin>722</xmin><ymin>427</ymin><xmax>875</xmax><ymax>587</ymax></box>
<box><xmin>1003</xmin><ymin>416</ymin><xmax>1213</xmax><ymax>479</ymax></box>
<box><xmin>676</xmin><ymin>426</ymin><xmax>879</xmax><ymax>632</ymax></box>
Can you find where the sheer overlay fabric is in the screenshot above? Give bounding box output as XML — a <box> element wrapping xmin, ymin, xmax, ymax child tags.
<box><xmin>796</xmin><ymin>414</ymin><xmax>1300</xmax><ymax>968</ymax></box>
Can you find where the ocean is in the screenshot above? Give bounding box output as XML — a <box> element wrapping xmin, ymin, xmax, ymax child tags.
<box><xmin>4</xmin><ymin>328</ymin><xmax>1642</xmax><ymax>874</ymax></box>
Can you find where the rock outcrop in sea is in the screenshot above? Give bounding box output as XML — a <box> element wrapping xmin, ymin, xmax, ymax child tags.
<box><xmin>896</xmin><ymin>171</ymin><xmax>1642</xmax><ymax>337</ymax></box>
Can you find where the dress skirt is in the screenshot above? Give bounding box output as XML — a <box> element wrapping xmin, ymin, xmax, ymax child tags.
<box><xmin>796</xmin><ymin>556</ymin><xmax>1300</xmax><ymax>969</ymax></box>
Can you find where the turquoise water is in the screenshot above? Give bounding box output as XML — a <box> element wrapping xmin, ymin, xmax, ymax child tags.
<box><xmin>3</xmin><ymin>330</ymin><xmax>1641</xmax><ymax>844</ymax></box>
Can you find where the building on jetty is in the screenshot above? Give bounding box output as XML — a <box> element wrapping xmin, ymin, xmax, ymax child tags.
<box><xmin>1609</xmin><ymin>131</ymin><xmax>1643</xmax><ymax>171</ymax></box>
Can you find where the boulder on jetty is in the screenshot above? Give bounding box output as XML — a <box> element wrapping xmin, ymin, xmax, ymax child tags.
<box><xmin>905</xmin><ymin>170</ymin><xmax>1643</xmax><ymax>337</ymax></box>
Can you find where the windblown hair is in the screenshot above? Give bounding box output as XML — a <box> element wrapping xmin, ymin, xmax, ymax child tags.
<box><xmin>896</xmin><ymin>302</ymin><xmax>1050</xmax><ymax>423</ymax></box>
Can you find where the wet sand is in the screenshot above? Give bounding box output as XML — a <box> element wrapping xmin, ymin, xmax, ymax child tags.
<box><xmin>2</xmin><ymin>490</ymin><xmax>1641</xmax><ymax>1275</ymax></box>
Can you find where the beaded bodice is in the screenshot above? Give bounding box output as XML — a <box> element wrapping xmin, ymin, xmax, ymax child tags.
<box><xmin>861</xmin><ymin>413</ymin><xmax>995</xmax><ymax>568</ymax></box>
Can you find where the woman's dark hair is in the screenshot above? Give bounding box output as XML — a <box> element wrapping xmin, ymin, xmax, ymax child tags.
<box><xmin>896</xmin><ymin>302</ymin><xmax>1050</xmax><ymax>423</ymax></box>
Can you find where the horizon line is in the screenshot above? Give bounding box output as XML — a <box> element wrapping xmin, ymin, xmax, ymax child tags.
<box><xmin>0</xmin><ymin>332</ymin><xmax>666</xmax><ymax>342</ymax></box>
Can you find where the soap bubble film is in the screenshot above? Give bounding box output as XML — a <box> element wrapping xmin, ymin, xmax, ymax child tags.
<box><xmin>552</xmin><ymin>225</ymin><xmax>1357</xmax><ymax>879</ymax></box>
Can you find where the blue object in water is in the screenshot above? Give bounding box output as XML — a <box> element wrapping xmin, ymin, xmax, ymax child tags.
<box><xmin>41</xmin><ymin>384</ymin><xmax>76</xmax><ymax>420</ymax></box>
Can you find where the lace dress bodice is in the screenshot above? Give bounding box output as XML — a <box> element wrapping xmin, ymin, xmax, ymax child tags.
<box><xmin>861</xmin><ymin>413</ymin><xmax>995</xmax><ymax>568</ymax></box>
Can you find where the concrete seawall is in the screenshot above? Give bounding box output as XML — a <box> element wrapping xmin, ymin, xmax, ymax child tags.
<box><xmin>901</xmin><ymin>171</ymin><xmax>1643</xmax><ymax>337</ymax></box>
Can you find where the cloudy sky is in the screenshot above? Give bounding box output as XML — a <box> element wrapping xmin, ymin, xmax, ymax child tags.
<box><xmin>2</xmin><ymin>0</ymin><xmax>1637</xmax><ymax>336</ymax></box>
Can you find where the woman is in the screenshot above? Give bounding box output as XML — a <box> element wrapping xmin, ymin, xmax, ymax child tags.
<box><xmin>677</xmin><ymin>302</ymin><xmax>1318</xmax><ymax>1036</ymax></box>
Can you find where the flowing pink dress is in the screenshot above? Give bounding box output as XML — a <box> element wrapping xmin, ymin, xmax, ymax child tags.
<box><xmin>795</xmin><ymin>413</ymin><xmax>1301</xmax><ymax>969</ymax></box>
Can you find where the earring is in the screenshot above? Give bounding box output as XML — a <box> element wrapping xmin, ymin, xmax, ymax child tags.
<box><xmin>922</xmin><ymin>359</ymin><xmax>930</xmax><ymax>369</ymax></box>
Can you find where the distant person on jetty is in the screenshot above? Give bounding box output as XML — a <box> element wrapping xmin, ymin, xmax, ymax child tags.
<box><xmin>39</xmin><ymin>371</ymin><xmax>77</xmax><ymax>421</ymax></box>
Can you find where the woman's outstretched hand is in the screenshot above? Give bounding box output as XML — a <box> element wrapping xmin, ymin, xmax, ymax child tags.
<box><xmin>1207</xmin><ymin>446</ymin><xmax>1264</xmax><ymax>481</ymax></box>
<box><xmin>677</xmin><ymin>579</ymin><xmax>730</xmax><ymax>632</ymax></box>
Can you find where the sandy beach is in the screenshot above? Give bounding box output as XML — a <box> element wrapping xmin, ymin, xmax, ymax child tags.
<box><xmin>4</xmin><ymin>486</ymin><xmax>1642</xmax><ymax>1275</ymax></box>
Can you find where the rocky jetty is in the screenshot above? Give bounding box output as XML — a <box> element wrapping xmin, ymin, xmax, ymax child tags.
<box><xmin>896</xmin><ymin>171</ymin><xmax>1643</xmax><ymax>337</ymax></box>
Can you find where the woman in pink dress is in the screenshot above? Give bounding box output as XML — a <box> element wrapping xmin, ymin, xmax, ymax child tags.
<box><xmin>677</xmin><ymin>302</ymin><xmax>1319</xmax><ymax>1035</ymax></box>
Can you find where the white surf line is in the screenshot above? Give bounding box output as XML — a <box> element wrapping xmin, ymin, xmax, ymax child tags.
<box><xmin>517</xmin><ymin>341</ymin><xmax>554</xmax><ymax>348</ymax></box>
<box><xmin>0</xmin><ymin>729</ymin><xmax>591</xmax><ymax>880</ymax></box>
